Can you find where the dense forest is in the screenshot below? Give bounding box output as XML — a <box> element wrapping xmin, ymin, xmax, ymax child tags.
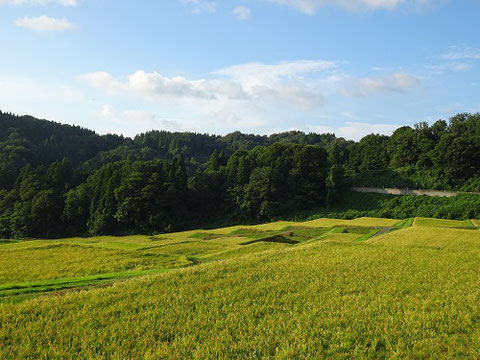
<box><xmin>0</xmin><ymin>110</ymin><xmax>479</xmax><ymax>238</ymax></box>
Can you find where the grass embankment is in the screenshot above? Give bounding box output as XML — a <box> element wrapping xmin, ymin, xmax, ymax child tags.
<box><xmin>0</xmin><ymin>269</ymin><xmax>168</xmax><ymax>303</ymax></box>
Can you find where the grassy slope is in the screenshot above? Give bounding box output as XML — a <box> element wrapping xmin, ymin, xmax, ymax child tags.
<box><xmin>2</xmin><ymin>218</ymin><xmax>480</xmax><ymax>358</ymax></box>
<box><xmin>0</xmin><ymin>244</ymin><xmax>189</xmax><ymax>283</ymax></box>
<box><xmin>0</xmin><ymin>220</ymin><xmax>344</xmax><ymax>301</ymax></box>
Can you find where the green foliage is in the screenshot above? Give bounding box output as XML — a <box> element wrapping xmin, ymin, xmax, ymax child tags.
<box><xmin>2</xmin><ymin>110</ymin><xmax>480</xmax><ymax>239</ymax></box>
<box><xmin>345</xmin><ymin>113</ymin><xmax>480</xmax><ymax>190</ymax></box>
<box><xmin>227</xmin><ymin>143</ymin><xmax>328</xmax><ymax>220</ymax></box>
<box><xmin>294</xmin><ymin>191</ymin><xmax>480</xmax><ymax>221</ymax></box>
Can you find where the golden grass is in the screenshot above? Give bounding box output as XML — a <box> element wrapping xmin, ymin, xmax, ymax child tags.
<box><xmin>368</xmin><ymin>226</ymin><xmax>480</xmax><ymax>251</ymax></box>
<box><xmin>202</xmin><ymin>225</ymin><xmax>246</xmax><ymax>235</ymax></box>
<box><xmin>298</xmin><ymin>218</ymin><xmax>348</xmax><ymax>228</ymax></box>
<box><xmin>340</xmin><ymin>217</ymin><xmax>400</xmax><ymax>227</ymax></box>
<box><xmin>248</xmin><ymin>221</ymin><xmax>297</xmax><ymax>231</ymax></box>
<box><xmin>0</xmin><ymin>244</ymin><xmax>189</xmax><ymax>283</ymax></box>
<box><xmin>298</xmin><ymin>217</ymin><xmax>400</xmax><ymax>228</ymax></box>
<box><xmin>203</xmin><ymin>221</ymin><xmax>296</xmax><ymax>235</ymax></box>
<box><xmin>4</xmin><ymin>217</ymin><xmax>480</xmax><ymax>358</ymax></box>
<box><xmin>413</xmin><ymin>217</ymin><xmax>470</xmax><ymax>228</ymax></box>
<box><xmin>2</xmin><ymin>225</ymin><xmax>480</xmax><ymax>358</ymax></box>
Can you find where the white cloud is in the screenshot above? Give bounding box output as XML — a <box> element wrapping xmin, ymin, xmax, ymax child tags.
<box><xmin>217</xmin><ymin>60</ymin><xmax>338</xmax><ymax>108</ymax></box>
<box><xmin>81</xmin><ymin>60</ymin><xmax>338</xmax><ymax>109</ymax></box>
<box><xmin>181</xmin><ymin>0</ymin><xmax>216</xmax><ymax>14</ymax></box>
<box><xmin>233</xmin><ymin>5</ymin><xmax>251</xmax><ymax>20</ymax></box>
<box><xmin>81</xmin><ymin>70</ymin><xmax>247</xmax><ymax>101</ymax></box>
<box><xmin>217</xmin><ymin>60</ymin><xmax>337</xmax><ymax>82</ymax></box>
<box><xmin>0</xmin><ymin>0</ymin><xmax>76</xmax><ymax>6</ymax></box>
<box><xmin>263</xmin><ymin>0</ymin><xmax>431</xmax><ymax>13</ymax></box>
<box><xmin>14</xmin><ymin>15</ymin><xmax>76</xmax><ymax>31</ymax></box>
<box><xmin>80</xmin><ymin>61</ymin><xmax>420</xmax><ymax>137</ymax></box>
<box><xmin>341</xmin><ymin>72</ymin><xmax>420</xmax><ymax>97</ymax></box>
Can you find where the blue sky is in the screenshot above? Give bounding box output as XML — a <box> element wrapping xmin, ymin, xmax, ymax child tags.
<box><xmin>1</xmin><ymin>0</ymin><xmax>479</xmax><ymax>140</ymax></box>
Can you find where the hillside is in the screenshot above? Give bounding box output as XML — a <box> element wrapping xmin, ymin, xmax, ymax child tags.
<box><xmin>1</xmin><ymin>111</ymin><xmax>480</xmax><ymax>239</ymax></box>
<box><xmin>0</xmin><ymin>111</ymin><xmax>340</xmax><ymax>178</ymax></box>
<box><xmin>1</xmin><ymin>217</ymin><xmax>480</xmax><ymax>358</ymax></box>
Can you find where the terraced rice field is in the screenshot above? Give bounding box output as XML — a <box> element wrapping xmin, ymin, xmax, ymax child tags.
<box><xmin>413</xmin><ymin>217</ymin><xmax>473</xmax><ymax>228</ymax></box>
<box><xmin>1</xmin><ymin>216</ymin><xmax>480</xmax><ymax>359</ymax></box>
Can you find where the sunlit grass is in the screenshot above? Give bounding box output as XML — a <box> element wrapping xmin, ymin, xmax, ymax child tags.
<box><xmin>368</xmin><ymin>226</ymin><xmax>480</xmax><ymax>252</ymax></box>
<box><xmin>4</xmin><ymin>216</ymin><xmax>480</xmax><ymax>358</ymax></box>
<box><xmin>341</xmin><ymin>217</ymin><xmax>400</xmax><ymax>227</ymax></box>
<box><xmin>2</xmin><ymin>225</ymin><xmax>480</xmax><ymax>358</ymax></box>
<box><xmin>298</xmin><ymin>218</ymin><xmax>349</xmax><ymax>228</ymax></box>
<box><xmin>413</xmin><ymin>217</ymin><xmax>471</xmax><ymax>228</ymax></box>
<box><xmin>298</xmin><ymin>217</ymin><xmax>399</xmax><ymax>228</ymax></box>
<box><xmin>248</xmin><ymin>221</ymin><xmax>297</xmax><ymax>231</ymax></box>
<box><xmin>0</xmin><ymin>244</ymin><xmax>189</xmax><ymax>283</ymax></box>
<box><xmin>204</xmin><ymin>225</ymin><xmax>247</xmax><ymax>235</ymax></box>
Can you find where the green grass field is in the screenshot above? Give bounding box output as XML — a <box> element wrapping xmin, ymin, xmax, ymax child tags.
<box><xmin>1</xmin><ymin>216</ymin><xmax>480</xmax><ymax>358</ymax></box>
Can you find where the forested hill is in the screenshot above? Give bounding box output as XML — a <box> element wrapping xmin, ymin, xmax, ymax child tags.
<box><xmin>0</xmin><ymin>110</ymin><xmax>479</xmax><ymax>239</ymax></box>
<box><xmin>0</xmin><ymin>110</ymin><xmax>341</xmax><ymax>184</ymax></box>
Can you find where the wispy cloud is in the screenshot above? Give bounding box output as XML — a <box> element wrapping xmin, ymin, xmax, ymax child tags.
<box><xmin>14</xmin><ymin>15</ymin><xmax>76</xmax><ymax>31</ymax></box>
<box><xmin>233</xmin><ymin>6</ymin><xmax>251</xmax><ymax>20</ymax></box>
<box><xmin>442</xmin><ymin>46</ymin><xmax>480</xmax><ymax>61</ymax></box>
<box><xmin>341</xmin><ymin>72</ymin><xmax>420</xmax><ymax>97</ymax></box>
<box><xmin>0</xmin><ymin>0</ymin><xmax>77</xmax><ymax>6</ymax></box>
<box><xmin>426</xmin><ymin>46</ymin><xmax>480</xmax><ymax>74</ymax></box>
<box><xmin>181</xmin><ymin>0</ymin><xmax>216</xmax><ymax>14</ymax></box>
<box><xmin>0</xmin><ymin>77</ymin><xmax>83</xmax><ymax>103</ymax></box>
<box><xmin>94</xmin><ymin>105</ymin><xmax>180</xmax><ymax>133</ymax></box>
<box><xmin>263</xmin><ymin>0</ymin><xmax>432</xmax><ymax>14</ymax></box>
<box><xmin>427</xmin><ymin>62</ymin><xmax>471</xmax><ymax>73</ymax></box>
<box><xmin>216</xmin><ymin>60</ymin><xmax>338</xmax><ymax>108</ymax></box>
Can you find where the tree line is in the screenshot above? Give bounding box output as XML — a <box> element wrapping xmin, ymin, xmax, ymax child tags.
<box><xmin>0</xmin><ymin>143</ymin><xmax>335</xmax><ymax>238</ymax></box>
<box><xmin>0</xmin><ymin>110</ymin><xmax>479</xmax><ymax>238</ymax></box>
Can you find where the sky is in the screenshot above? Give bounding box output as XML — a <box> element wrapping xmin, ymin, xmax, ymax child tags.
<box><xmin>1</xmin><ymin>0</ymin><xmax>480</xmax><ymax>140</ymax></box>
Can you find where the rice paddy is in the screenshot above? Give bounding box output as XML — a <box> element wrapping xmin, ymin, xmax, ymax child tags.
<box><xmin>413</xmin><ymin>217</ymin><xmax>473</xmax><ymax>229</ymax></box>
<box><xmin>1</xmin><ymin>216</ymin><xmax>480</xmax><ymax>359</ymax></box>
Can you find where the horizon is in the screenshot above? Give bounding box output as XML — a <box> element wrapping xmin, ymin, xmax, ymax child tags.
<box><xmin>6</xmin><ymin>108</ymin><xmax>473</xmax><ymax>142</ymax></box>
<box><xmin>1</xmin><ymin>0</ymin><xmax>480</xmax><ymax>140</ymax></box>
